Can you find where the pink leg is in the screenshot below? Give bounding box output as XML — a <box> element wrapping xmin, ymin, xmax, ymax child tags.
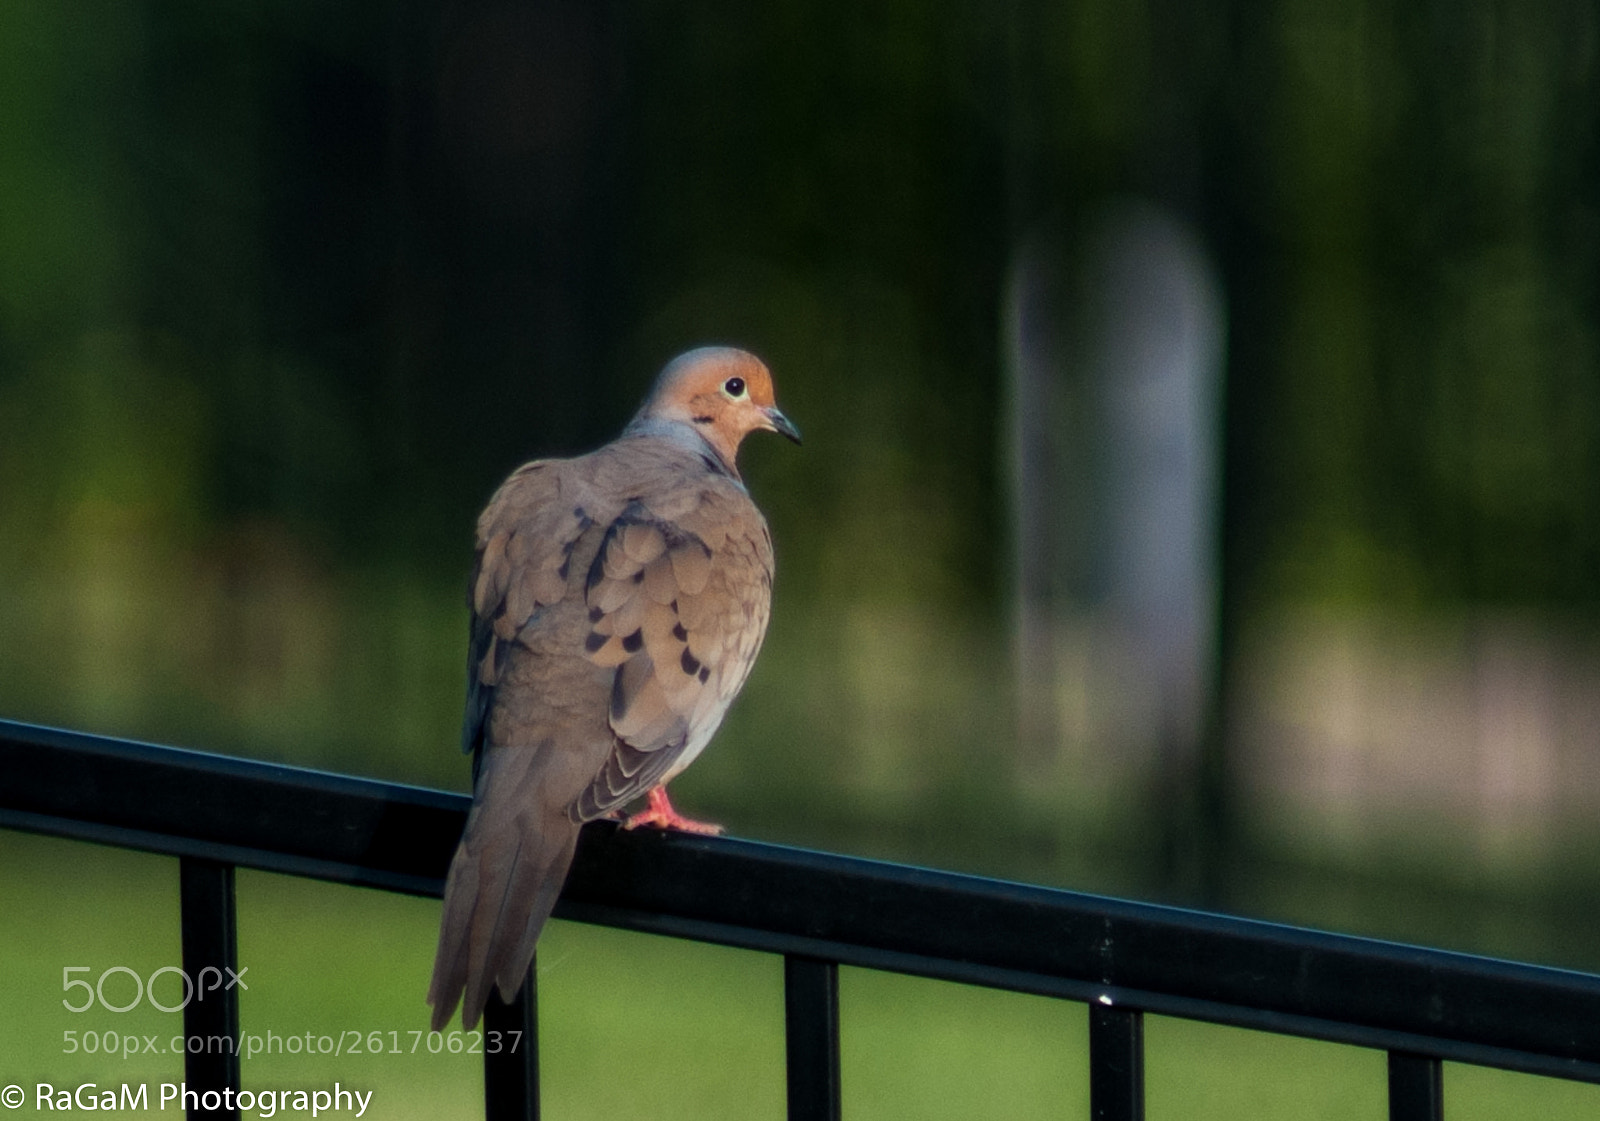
<box><xmin>621</xmin><ymin>786</ymin><xmax>723</xmax><ymax>835</ymax></box>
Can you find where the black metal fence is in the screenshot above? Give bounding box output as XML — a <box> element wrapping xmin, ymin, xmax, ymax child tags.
<box><xmin>5</xmin><ymin>717</ymin><xmax>1600</xmax><ymax>1121</ymax></box>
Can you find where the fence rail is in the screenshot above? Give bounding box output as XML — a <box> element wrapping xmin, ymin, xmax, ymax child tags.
<box><xmin>5</xmin><ymin>717</ymin><xmax>1600</xmax><ymax>1121</ymax></box>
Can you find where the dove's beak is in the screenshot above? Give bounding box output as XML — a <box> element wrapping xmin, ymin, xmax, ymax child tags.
<box><xmin>764</xmin><ymin>406</ymin><xmax>802</xmax><ymax>445</ymax></box>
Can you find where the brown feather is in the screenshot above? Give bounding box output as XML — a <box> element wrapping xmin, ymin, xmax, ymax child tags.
<box><xmin>428</xmin><ymin>348</ymin><xmax>790</xmax><ymax>1032</ymax></box>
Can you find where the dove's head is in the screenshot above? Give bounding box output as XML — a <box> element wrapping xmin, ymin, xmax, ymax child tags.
<box><xmin>635</xmin><ymin>347</ymin><xmax>801</xmax><ymax>469</ymax></box>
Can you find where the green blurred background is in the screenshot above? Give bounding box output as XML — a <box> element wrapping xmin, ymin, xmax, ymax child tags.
<box><xmin>4</xmin><ymin>0</ymin><xmax>1600</xmax><ymax>1115</ymax></box>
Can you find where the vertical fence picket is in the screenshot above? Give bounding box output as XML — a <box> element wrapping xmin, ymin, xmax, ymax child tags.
<box><xmin>179</xmin><ymin>857</ymin><xmax>241</xmax><ymax>1121</ymax></box>
<box><xmin>1090</xmin><ymin>1003</ymin><xmax>1144</xmax><ymax>1121</ymax></box>
<box><xmin>785</xmin><ymin>955</ymin><xmax>842</xmax><ymax>1121</ymax></box>
<box><xmin>483</xmin><ymin>965</ymin><xmax>540</xmax><ymax>1121</ymax></box>
<box><xmin>1389</xmin><ymin>1051</ymin><xmax>1443</xmax><ymax>1121</ymax></box>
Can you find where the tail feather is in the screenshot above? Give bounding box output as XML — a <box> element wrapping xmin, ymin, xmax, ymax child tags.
<box><xmin>429</xmin><ymin>812</ymin><xmax>581</xmax><ymax>1032</ymax></box>
<box><xmin>426</xmin><ymin>845</ymin><xmax>478</xmax><ymax>1029</ymax></box>
<box><xmin>494</xmin><ymin>831</ymin><xmax>577</xmax><ymax>1002</ymax></box>
<box><xmin>428</xmin><ymin>751</ymin><xmax>584</xmax><ymax>1032</ymax></box>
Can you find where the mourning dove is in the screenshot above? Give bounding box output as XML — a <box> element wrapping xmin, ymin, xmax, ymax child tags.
<box><xmin>428</xmin><ymin>347</ymin><xmax>800</xmax><ymax>1032</ymax></box>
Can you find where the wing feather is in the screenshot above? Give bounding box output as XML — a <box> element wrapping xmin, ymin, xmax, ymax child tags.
<box><xmin>461</xmin><ymin>462</ymin><xmax>597</xmax><ymax>756</ymax></box>
<box><xmin>574</xmin><ymin>485</ymin><xmax>773</xmax><ymax>814</ymax></box>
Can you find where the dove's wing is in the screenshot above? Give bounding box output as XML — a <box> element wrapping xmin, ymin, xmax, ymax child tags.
<box><xmin>574</xmin><ymin>469</ymin><xmax>774</xmax><ymax>817</ymax></box>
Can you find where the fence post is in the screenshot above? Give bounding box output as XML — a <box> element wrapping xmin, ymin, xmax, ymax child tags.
<box><xmin>1389</xmin><ymin>1051</ymin><xmax>1443</xmax><ymax>1121</ymax></box>
<box><xmin>179</xmin><ymin>858</ymin><xmax>241</xmax><ymax>1121</ymax></box>
<box><xmin>483</xmin><ymin>964</ymin><xmax>539</xmax><ymax>1121</ymax></box>
<box><xmin>1090</xmin><ymin>1003</ymin><xmax>1144</xmax><ymax>1121</ymax></box>
<box><xmin>785</xmin><ymin>955</ymin><xmax>842</xmax><ymax>1121</ymax></box>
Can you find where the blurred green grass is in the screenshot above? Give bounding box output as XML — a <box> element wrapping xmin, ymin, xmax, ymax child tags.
<box><xmin>6</xmin><ymin>829</ymin><xmax>1600</xmax><ymax>1119</ymax></box>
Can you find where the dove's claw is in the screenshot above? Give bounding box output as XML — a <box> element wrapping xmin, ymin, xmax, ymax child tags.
<box><xmin>622</xmin><ymin>786</ymin><xmax>724</xmax><ymax>835</ymax></box>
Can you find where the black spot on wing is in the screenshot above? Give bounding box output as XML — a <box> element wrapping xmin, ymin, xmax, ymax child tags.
<box><xmin>681</xmin><ymin>649</ymin><xmax>701</xmax><ymax>676</ymax></box>
<box><xmin>584</xmin><ymin>501</ymin><xmax>655</xmax><ymax>592</ymax></box>
<box><xmin>698</xmin><ymin>665</ymin><xmax>710</xmax><ymax>683</ymax></box>
<box><xmin>672</xmin><ymin>622</ymin><xmax>687</xmax><ymax>641</ymax></box>
<box><xmin>461</xmin><ymin>607</ymin><xmax>500</xmax><ymax>769</ymax></box>
<box><xmin>463</xmin><ymin>650</ymin><xmax>493</xmax><ymax>753</ymax></box>
<box><xmin>557</xmin><ymin>535</ymin><xmax>579</xmax><ymax>583</ymax></box>
<box><xmin>622</xmin><ymin>629</ymin><xmax>643</xmax><ymax>653</ymax></box>
<box><xmin>584</xmin><ymin>632</ymin><xmax>607</xmax><ymax>653</ymax></box>
<box><xmin>610</xmin><ymin>662</ymin><xmax>627</xmax><ymax>717</ymax></box>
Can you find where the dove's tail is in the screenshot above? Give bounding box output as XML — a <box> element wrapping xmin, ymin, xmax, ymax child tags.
<box><xmin>427</xmin><ymin>752</ymin><xmax>581</xmax><ymax>1033</ymax></box>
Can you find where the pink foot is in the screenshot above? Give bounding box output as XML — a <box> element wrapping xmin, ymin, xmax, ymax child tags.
<box><xmin>622</xmin><ymin>787</ymin><xmax>723</xmax><ymax>835</ymax></box>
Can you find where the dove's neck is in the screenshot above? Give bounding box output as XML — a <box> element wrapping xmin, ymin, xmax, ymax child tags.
<box><xmin>623</xmin><ymin>415</ymin><xmax>744</xmax><ymax>482</ymax></box>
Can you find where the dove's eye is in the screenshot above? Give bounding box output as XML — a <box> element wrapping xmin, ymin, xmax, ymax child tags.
<box><xmin>723</xmin><ymin>377</ymin><xmax>746</xmax><ymax>399</ymax></box>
